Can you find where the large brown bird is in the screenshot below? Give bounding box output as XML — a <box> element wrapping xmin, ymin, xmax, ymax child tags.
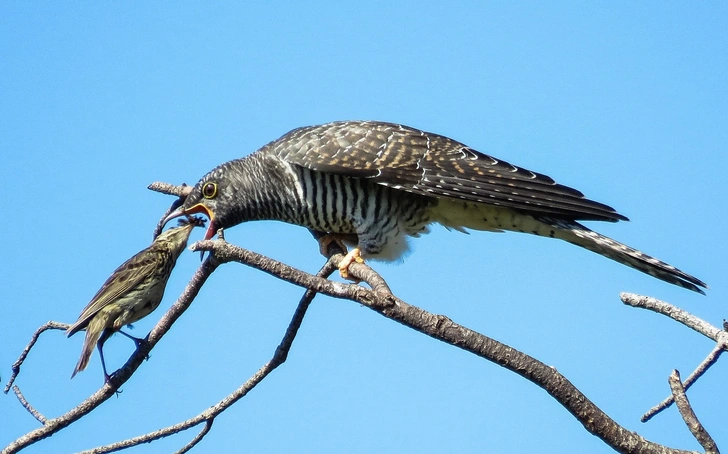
<box><xmin>162</xmin><ymin>120</ymin><xmax>705</xmax><ymax>293</ymax></box>
<box><xmin>67</xmin><ymin>217</ymin><xmax>204</xmax><ymax>381</ymax></box>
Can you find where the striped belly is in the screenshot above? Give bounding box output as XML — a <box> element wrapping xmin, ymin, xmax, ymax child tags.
<box><xmin>289</xmin><ymin>167</ymin><xmax>436</xmax><ymax>261</ymax></box>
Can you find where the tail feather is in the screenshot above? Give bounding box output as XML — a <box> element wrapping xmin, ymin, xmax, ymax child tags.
<box><xmin>71</xmin><ymin>317</ymin><xmax>105</xmax><ymax>378</ymax></box>
<box><xmin>546</xmin><ymin>218</ymin><xmax>707</xmax><ymax>294</ymax></box>
<box><xmin>431</xmin><ymin>200</ymin><xmax>706</xmax><ymax>293</ymax></box>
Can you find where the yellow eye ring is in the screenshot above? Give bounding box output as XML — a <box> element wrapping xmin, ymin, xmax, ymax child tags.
<box><xmin>202</xmin><ymin>182</ymin><xmax>218</xmax><ymax>199</ymax></box>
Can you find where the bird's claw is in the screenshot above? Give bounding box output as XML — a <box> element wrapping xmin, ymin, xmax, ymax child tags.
<box><xmin>338</xmin><ymin>247</ymin><xmax>365</xmax><ymax>281</ymax></box>
<box><xmin>318</xmin><ymin>234</ymin><xmax>348</xmax><ymax>257</ymax></box>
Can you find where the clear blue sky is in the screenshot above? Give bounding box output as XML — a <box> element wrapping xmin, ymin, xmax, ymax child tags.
<box><xmin>2</xmin><ymin>2</ymin><xmax>726</xmax><ymax>453</ymax></box>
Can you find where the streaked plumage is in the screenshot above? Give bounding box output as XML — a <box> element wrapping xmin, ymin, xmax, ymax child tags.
<box><xmin>67</xmin><ymin>217</ymin><xmax>204</xmax><ymax>380</ymax></box>
<box><xmin>163</xmin><ymin>120</ymin><xmax>706</xmax><ymax>293</ymax></box>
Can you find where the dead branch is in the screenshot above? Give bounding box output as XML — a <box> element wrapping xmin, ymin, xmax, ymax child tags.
<box><xmin>642</xmin><ymin>343</ymin><xmax>725</xmax><ymax>423</ymax></box>
<box><xmin>669</xmin><ymin>370</ymin><xmax>719</xmax><ymax>454</ymax></box>
<box><xmin>4</xmin><ymin>321</ymin><xmax>69</xmax><ymax>394</ymax></box>
<box><xmin>621</xmin><ymin>293</ymin><xmax>728</xmax><ymax>422</ymax></box>
<box><xmin>10</xmin><ymin>386</ymin><xmax>47</xmax><ymax>425</ymax></box>
<box><xmin>621</xmin><ymin>294</ymin><xmax>724</xmax><ymax>341</ymax></box>
<box><xmin>148</xmin><ymin>182</ymin><xmax>192</xmax><ymax>238</ymax></box>
<box><xmin>179</xmin><ymin>238</ymin><xmax>699</xmax><ymax>454</ymax></box>
<box><xmin>147</xmin><ymin>182</ymin><xmax>191</xmax><ymax>198</ymax></box>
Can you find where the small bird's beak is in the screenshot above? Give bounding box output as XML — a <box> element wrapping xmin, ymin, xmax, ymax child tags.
<box><xmin>162</xmin><ymin>204</ymin><xmax>216</xmax><ymax>240</ymax></box>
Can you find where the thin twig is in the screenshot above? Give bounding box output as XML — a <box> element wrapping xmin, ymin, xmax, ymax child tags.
<box><xmin>642</xmin><ymin>343</ymin><xmax>725</xmax><ymax>422</ymax></box>
<box><xmin>620</xmin><ymin>293</ymin><xmax>723</xmax><ymax>341</ymax></box>
<box><xmin>147</xmin><ymin>182</ymin><xmax>192</xmax><ymax>198</ymax></box>
<box><xmin>149</xmin><ymin>183</ymin><xmax>192</xmax><ymax>238</ymax></box>
<box><xmin>175</xmin><ymin>420</ymin><xmax>212</xmax><ymax>454</ymax></box>
<box><xmin>4</xmin><ymin>321</ymin><xmax>69</xmax><ymax>394</ymax></box>
<box><xmin>621</xmin><ymin>293</ymin><xmax>728</xmax><ymax>423</ymax></box>
<box><xmin>11</xmin><ymin>386</ymin><xmax>47</xmax><ymax>424</ymax></box>
<box><xmin>669</xmin><ymin>370</ymin><xmax>719</xmax><ymax>454</ymax></box>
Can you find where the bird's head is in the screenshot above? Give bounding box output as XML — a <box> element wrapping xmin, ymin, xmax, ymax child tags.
<box><xmin>162</xmin><ymin>164</ymin><xmax>241</xmax><ymax>240</ymax></box>
<box><xmin>156</xmin><ymin>215</ymin><xmax>207</xmax><ymax>254</ymax></box>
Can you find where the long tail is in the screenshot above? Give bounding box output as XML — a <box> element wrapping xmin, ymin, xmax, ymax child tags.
<box><xmin>71</xmin><ymin>317</ymin><xmax>105</xmax><ymax>378</ymax></box>
<box><xmin>545</xmin><ymin>218</ymin><xmax>707</xmax><ymax>294</ymax></box>
<box><xmin>432</xmin><ymin>200</ymin><xmax>707</xmax><ymax>293</ymax></box>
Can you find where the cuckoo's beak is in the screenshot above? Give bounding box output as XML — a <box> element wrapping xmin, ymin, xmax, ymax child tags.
<box><xmin>162</xmin><ymin>204</ymin><xmax>216</xmax><ymax>240</ymax></box>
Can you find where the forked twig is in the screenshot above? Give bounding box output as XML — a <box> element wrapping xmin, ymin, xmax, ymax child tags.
<box><xmin>621</xmin><ymin>293</ymin><xmax>728</xmax><ymax>422</ymax></box>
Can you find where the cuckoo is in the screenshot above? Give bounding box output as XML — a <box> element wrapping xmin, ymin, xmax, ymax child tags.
<box><xmin>162</xmin><ymin>121</ymin><xmax>706</xmax><ymax>293</ymax></box>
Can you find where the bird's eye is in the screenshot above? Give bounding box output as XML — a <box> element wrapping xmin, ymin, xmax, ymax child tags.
<box><xmin>202</xmin><ymin>182</ymin><xmax>218</xmax><ymax>199</ymax></box>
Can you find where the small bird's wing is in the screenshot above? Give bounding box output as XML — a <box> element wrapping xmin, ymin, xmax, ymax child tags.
<box><xmin>66</xmin><ymin>248</ymin><xmax>164</xmax><ymax>336</ymax></box>
<box><xmin>269</xmin><ymin>121</ymin><xmax>627</xmax><ymax>222</ymax></box>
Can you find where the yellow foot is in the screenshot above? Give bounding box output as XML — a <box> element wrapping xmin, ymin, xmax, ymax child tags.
<box><xmin>338</xmin><ymin>247</ymin><xmax>365</xmax><ymax>280</ymax></box>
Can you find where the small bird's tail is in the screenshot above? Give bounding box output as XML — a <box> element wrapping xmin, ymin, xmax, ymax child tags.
<box><xmin>70</xmin><ymin>317</ymin><xmax>105</xmax><ymax>378</ymax></box>
<box><xmin>545</xmin><ymin>218</ymin><xmax>707</xmax><ymax>294</ymax></box>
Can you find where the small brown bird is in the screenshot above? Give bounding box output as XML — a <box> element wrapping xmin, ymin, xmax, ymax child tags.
<box><xmin>67</xmin><ymin>217</ymin><xmax>204</xmax><ymax>381</ymax></box>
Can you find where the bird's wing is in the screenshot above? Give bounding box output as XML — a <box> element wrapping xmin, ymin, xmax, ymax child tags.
<box><xmin>66</xmin><ymin>248</ymin><xmax>164</xmax><ymax>335</ymax></box>
<box><xmin>269</xmin><ymin>121</ymin><xmax>627</xmax><ymax>222</ymax></box>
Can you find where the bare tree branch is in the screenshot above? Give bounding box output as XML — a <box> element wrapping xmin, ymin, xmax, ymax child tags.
<box><xmin>4</xmin><ymin>321</ymin><xmax>69</xmax><ymax>394</ymax></box>
<box><xmin>181</xmin><ymin>238</ymin><xmax>699</xmax><ymax>454</ymax></box>
<box><xmin>10</xmin><ymin>386</ymin><xmax>47</xmax><ymax>425</ymax></box>
<box><xmin>147</xmin><ymin>181</ymin><xmax>192</xmax><ymax>198</ymax></box>
<box><xmin>175</xmin><ymin>420</ymin><xmax>212</xmax><ymax>454</ymax></box>
<box><xmin>621</xmin><ymin>293</ymin><xmax>728</xmax><ymax>423</ymax></box>
<box><xmin>642</xmin><ymin>343</ymin><xmax>725</xmax><ymax>423</ymax></box>
<box><xmin>621</xmin><ymin>293</ymin><xmax>725</xmax><ymax>342</ymax></box>
<box><xmin>148</xmin><ymin>182</ymin><xmax>192</xmax><ymax>238</ymax></box>
<box><xmin>669</xmin><ymin>370</ymin><xmax>720</xmax><ymax>454</ymax></box>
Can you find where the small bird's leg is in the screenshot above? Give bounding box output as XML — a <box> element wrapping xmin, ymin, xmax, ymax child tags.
<box><xmin>338</xmin><ymin>247</ymin><xmax>365</xmax><ymax>280</ymax></box>
<box><xmin>96</xmin><ymin>331</ymin><xmax>114</xmax><ymax>384</ymax></box>
<box><xmin>118</xmin><ymin>330</ymin><xmax>151</xmax><ymax>355</ymax></box>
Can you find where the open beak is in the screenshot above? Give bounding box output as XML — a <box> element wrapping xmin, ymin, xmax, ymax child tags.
<box><xmin>162</xmin><ymin>203</ymin><xmax>216</xmax><ymax>239</ymax></box>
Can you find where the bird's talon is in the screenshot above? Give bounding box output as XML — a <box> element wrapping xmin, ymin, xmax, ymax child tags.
<box><xmin>337</xmin><ymin>247</ymin><xmax>364</xmax><ymax>281</ymax></box>
<box><xmin>318</xmin><ymin>234</ymin><xmax>348</xmax><ymax>257</ymax></box>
